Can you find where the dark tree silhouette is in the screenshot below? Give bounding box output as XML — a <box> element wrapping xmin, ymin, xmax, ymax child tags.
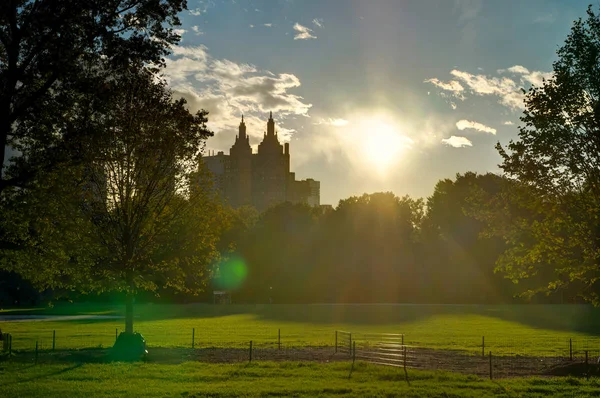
<box><xmin>0</xmin><ymin>0</ymin><xmax>187</xmax><ymax>195</ymax></box>
<box><xmin>497</xmin><ymin>6</ymin><xmax>600</xmax><ymax>304</ymax></box>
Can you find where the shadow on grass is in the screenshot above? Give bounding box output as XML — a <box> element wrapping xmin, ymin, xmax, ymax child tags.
<box><xmin>0</xmin><ymin>363</ymin><xmax>83</xmax><ymax>386</ymax></box>
<box><xmin>5</xmin><ymin>302</ymin><xmax>600</xmax><ymax>337</ymax></box>
<box><xmin>0</xmin><ymin>346</ymin><xmax>344</xmax><ymax>367</ymax></box>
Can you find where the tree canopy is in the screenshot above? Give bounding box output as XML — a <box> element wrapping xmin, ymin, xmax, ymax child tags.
<box><xmin>0</xmin><ymin>0</ymin><xmax>186</xmax><ymax>195</ymax></box>
<box><xmin>1</xmin><ymin>67</ymin><xmax>226</xmax><ymax>332</ymax></box>
<box><xmin>496</xmin><ymin>5</ymin><xmax>600</xmax><ymax>304</ymax></box>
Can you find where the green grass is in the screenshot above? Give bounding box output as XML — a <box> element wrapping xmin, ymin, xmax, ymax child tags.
<box><xmin>3</xmin><ymin>304</ymin><xmax>600</xmax><ymax>356</ymax></box>
<box><xmin>1</xmin><ymin>361</ymin><xmax>600</xmax><ymax>397</ymax></box>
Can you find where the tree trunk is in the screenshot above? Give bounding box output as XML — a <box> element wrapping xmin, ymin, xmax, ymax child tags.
<box><xmin>125</xmin><ymin>291</ymin><xmax>134</xmax><ymax>334</ymax></box>
<box><xmin>125</xmin><ymin>270</ymin><xmax>134</xmax><ymax>334</ymax></box>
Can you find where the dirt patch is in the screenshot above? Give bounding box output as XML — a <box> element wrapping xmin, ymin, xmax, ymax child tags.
<box><xmin>2</xmin><ymin>345</ymin><xmax>591</xmax><ymax>378</ymax></box>
<box><xmin>544</xmin><ymin>362</ymin><xmax>600</xmax><ymax>377</ymax></box>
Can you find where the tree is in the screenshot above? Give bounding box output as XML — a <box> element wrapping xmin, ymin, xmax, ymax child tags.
<box><xmin>0</xmin><ymin>0</ymin><xmax>186</xmax><ymax>196</ymax></box>
<box><xmin>1</xmin><ymin>67</ymin><xmax>226</xmax><ymax>334</ymax></box>
<box><xmin>422</xmin><ymin>172</ymin><xmax>514</xmax><ymax>304</ymax></box>
<box><xmin>497</xmin><ymin>5</ymin><xmax>600</xmax><ymax>304</ymax></box>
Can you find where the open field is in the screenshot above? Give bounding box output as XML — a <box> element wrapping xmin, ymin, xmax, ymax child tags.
<box><xmin>3</xmin><ymin>304</ymin><xmax>600</xmax><ymax>357</ymax></box>
<box><xmin>3</xmin><ymin>361</ymin><xmax>600</xmax><ymax>397</ymax></box>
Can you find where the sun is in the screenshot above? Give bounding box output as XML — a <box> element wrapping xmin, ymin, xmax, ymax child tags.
<box><xmin>362</xmin><ymin>121</ymin><xmax>411</xmax><ymax>174</ymax></box>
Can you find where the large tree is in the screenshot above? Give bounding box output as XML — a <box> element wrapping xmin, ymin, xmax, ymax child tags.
<box><xmin>1</xmin><ymin>67</ymin><xmax>227</xmax><ymax>333</ymax></box>
<box><xmin>497</xmin><ymin>5</ymin><xmax>600</xmax><ymax>304</ymax></box>
<box><xmin>0</xmin><ymin>0</ymin><xmax>186</xmax><ymax>195</ymax></box>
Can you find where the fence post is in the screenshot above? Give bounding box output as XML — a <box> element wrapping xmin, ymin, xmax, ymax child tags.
<box><xmin>335</xmin><ymin>331</ymin><xmax>338</xmax><ymax>353</ymax></box>
<box><xmin>352</xmin><ymin>341</ymin><xmax>356</xmax><ymax>364</ymax></box>
<box><xmin>35</xmin><ymin>341</ymin><xmax>39</xmax><ymax>364</ymax></box>
<box><xmin>482</xmin><ymin>336</ymin><xmax>485</xmax><ymax>357</ymax></box>
<box><xmin>569</xmin><ymin>338</ymin><xmax>572</xmax><ymax>361</ymax></box>
<box><xmin>403</xmin><ymin>345</ymin><xmax>407</xmax><ymax>369</ymax></box>
<box><xmin>192</xmin><ymin>328</ymin><xmax>195</xmax><ymax>349</ymax></box>
<box><xmin>401</xmin><ymin>334</ymin><xmax>404</xmax><ymax>346</ymax></box>
<box><xmin>115</xmin><ymin>328</ymin><xmax>118</xmax><ymax>343</ymax></box>
<box><xmin>349</xmin><ymin>333</ymin><xmax>352</xmax><ymax>357</ymax></box>
<box><xmin>489</xmin><ymin>351</ymin><xmax>492</xmax><ymax>380</ymax></box>
<box><xmin>249</xmin><ymin>341</ymin><xmax>253</xmax><ymax>362</ymax></box>
<box><xmin>52</xmin><ymin>330</ymin><xmax>56</xmax><ymax>351</ymax></box>
<box><xmin>278</xmin><ymin>329</ymin><xmax>281</xmax><ymax>350</ymax></box>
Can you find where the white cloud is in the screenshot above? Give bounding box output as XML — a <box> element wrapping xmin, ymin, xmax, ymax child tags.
<box><xmin>424</xmin><ymin>78</ymin><xmax>465</xmax><ymax>93</ymax></box>
<box><xmin>173</xmin><ymin>29</ymin><xmax>187</xmax><ymax>36</ymax></box>
<box><xmin>442</xmin><ymin>136</ymin><xmax>473</xmax><ymax>148</ymax></box>
<box><xmin>312</xmin><ymin>18</ymin><xmax>324</xmax><ymax>28</ymax></box>
<box><xmin>498</xmin><ymin>65</ymin><xmax>553</xmax><ymax>86</ymax></box>
<box><xmin>521</xmin><ymin>70</ymin><xmax>553</xmax><ymax>86</ymax></box>
<box><xmin>189</xmin><ymin>1</ymin><xmax>214</xmax><ymax>16</ymax></box>
<box><xmin>264</xmin><ymin>23</ymin><xmax>272</xmax><ymax>27</ymax></box>
<box><xmin>445</xmin><ymin>69</ymin><xmax>525</xmax><ymax>110</ymax></box>
<box><xmin>456</xmin><ymin>119</ymin><xmax>497</xmax><ymax>134</ymax></box>
<box><xmin>427</xmin><ymin>66</ymin><xmax>553</xmax><ymax>111</ymax></box>
<box><xmin>503</xmin><ymin>65</ymin><xmax>530</xmax><ymax>74</ymax></box>
<box><xmin>314</xmin><ymin>118</ymin><xmax>349</xmax><ymax>127</ymax></box>
<box><xmin>191</xmin><ymin>26</ymin><xmax>203</xmax><ymax>35</ymax></box>
<box><xmin>293</xmin><ymin>23</ymin><xmax>317</xmax><ymax>40</ymax></box>
<box><xmin>249</xmin><ymin>24</ymin><xmax>255</xmax><ymax>28</ymax></box>
<box><xmin>164</xmin><ymin>45</ymin><xmax>312</xmax><ymax>142</ymax></box>
<box><xmin>503</xmin><ymin>121</ymin><xmax>514</xmax><ymax>125</ymax></box>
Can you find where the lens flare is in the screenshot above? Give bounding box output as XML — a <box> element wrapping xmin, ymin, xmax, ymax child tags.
<box><xmin>214</xmin><ymin>257</ymin><xmax>248</xmax><ymax>290</ymax></box>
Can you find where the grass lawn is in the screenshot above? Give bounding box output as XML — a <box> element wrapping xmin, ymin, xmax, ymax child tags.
<box><xmin>1</xmin><ymin>360</ymin><xmax>600</xmax><ymax>397</ymax></box>
<box><xmin>2</xmin><ymin>304</ymin><xmax>600</xmax><ymax>356</ymax></box>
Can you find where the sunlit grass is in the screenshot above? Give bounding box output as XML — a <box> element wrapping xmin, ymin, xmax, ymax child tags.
<box><xmin>2</xmin><ymin>361</ymin><xmax>600</xmax><ymax>397</ymax></box>
<box><xmin>3</xmin><ymin>304</ymin><xmax>600</xmax><ymax>356</ymax></box>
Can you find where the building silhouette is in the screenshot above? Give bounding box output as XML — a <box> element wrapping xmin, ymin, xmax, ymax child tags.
<box><xmin>204</xmin><ymin>113</ymin><xmax>320</xmax><ymax>212</ymax></box>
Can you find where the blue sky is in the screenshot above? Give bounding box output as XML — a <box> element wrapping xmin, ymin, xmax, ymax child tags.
<box><xmin>165</xmin><ymin>0</ymin><xmax>592</xmax><ymax>205</ymax></box>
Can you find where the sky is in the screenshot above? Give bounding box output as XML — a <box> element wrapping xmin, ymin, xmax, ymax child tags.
<box><xmin>164</xmin><ymin>0</ymin><xmax>593</xmax><ymax>206</ymax></box>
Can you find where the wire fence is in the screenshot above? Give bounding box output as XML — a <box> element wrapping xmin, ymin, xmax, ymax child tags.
<box><xmin>2</xmin><ymin>327</ymin><xmax>600</xmax><ymax>378</ymax></box>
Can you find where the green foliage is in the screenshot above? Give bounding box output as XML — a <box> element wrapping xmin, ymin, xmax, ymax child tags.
<box><xmin>0</xmin><ymin>67</ymin><xmax>227</xmax><ymax>332</ymax></box>
<box><xmin>495</xmin><ymin>6</ymin><xmax>600</xmax><ymax>304</ymax></box>
<box><xmin>0</xmin><ymin>0</ymin><xmax>187</xmax><ymax>195</ymax></box>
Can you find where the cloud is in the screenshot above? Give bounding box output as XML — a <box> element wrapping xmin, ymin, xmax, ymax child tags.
<box><xmin>293</xmin><ymin>23</ymin><xmax>317</xmax><ymax>40</ymax></box>
<box><xmin>173</xmin><ymin>29</ymin><xmax>187</xmax><ymax>36</ymax></box>
<box><xmin>164</xmin><ymin>44</ymin><xmax>312</xmax><ymax>143</ymax></box>
<box><xmin>498</xmin><ymin>65</ymin><xmax>529</xmax><ymax>75</ymax></box>
<box><xmin>503</xmin><ymin>121</ymin><xmax>514</xmax><ymax>125</ymax></box>
<box><xmin>189</xmin><ymin>0</ymin><xmax>214</xmax><ymax>16</ymax></box>
<box><xmin>456</xmin><ymin>119</ymin><xmax>496</xmax><ymax>134</ymax></box>
<box><xmin>426</xmin><ymin>69</ymin><xmax>525</xmax><ymax>110</ymax></box>
<box><xmin>442</xmin><ymin>136</ymin><xmax>473</xmax><ymax>148</ymax></box>
<box><xmin>312</xmin><ymin>18</ymin><xmax>324</xmax><ymax>28</ymax></box>
<box><xmin>424</xmin><ymin>78</ymin><xmax>465</xmax><ymax>93</ymax></box>
<box><xmin>249</xmin><ymin>24</ymin><xmax>255</xmax><ymax>28</ymax></box>
<box><xmin>191</xmin><ymin>26</ymin><xmax>203</xmax><ymax>35</ymax></box>
<box><xmin>314</xmin><ymin>118</ymin><xmax>349</xmax><ymax>127</ymax></box>
<box><xmin>264</xmin><ymin>23</ymin><xmax>272</xmax><ymax>27</ymax></box>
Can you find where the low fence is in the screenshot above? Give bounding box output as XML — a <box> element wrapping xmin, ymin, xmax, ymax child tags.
<box><xmin>354</xmin><ymin>333</ymin><xmax>415</xmax><ymax>369</ymax></box>
<box><xmin>2</xmin><ymin>327</ymin><xmax>600</xmax><ymax>379</ymax></box>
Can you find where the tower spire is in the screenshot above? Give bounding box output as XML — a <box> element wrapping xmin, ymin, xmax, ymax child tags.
<box><xmin>238</xmin><ymin>114</ymin><xmax>247</xmax><ymax>139</ymax></box>
<box><xmin>267</xmin><ymin>111</ymin><xmax>275</xmax><ymax>136</ymax></box>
